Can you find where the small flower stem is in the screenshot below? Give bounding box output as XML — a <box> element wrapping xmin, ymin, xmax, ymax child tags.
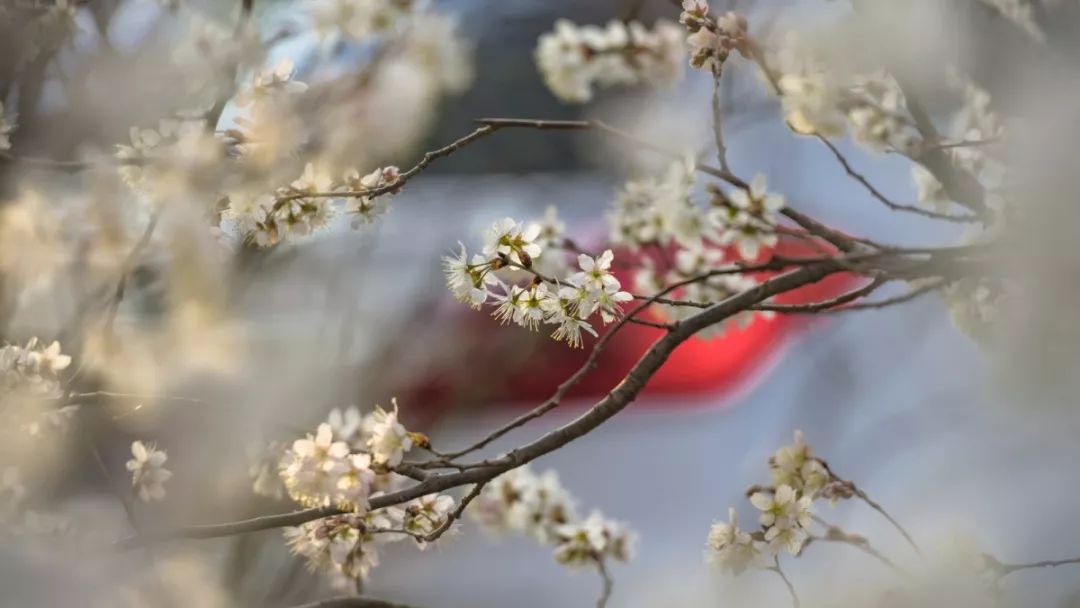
<box><xmin>768</xmin><ymin>558</ymin><xmax>800</xmax><ymax>608</ymax></box>
<box><xmin>819</xmin><ymin>461</ymin><xmax>923</xmax><ymax>559</ymax></box>
<box><xmin>807</xmin><ymin>517</ymin><xmax>909</xmax><ymax>578</ymax></box>
<box><xmin>995</xmin><ymin>556</ymin><xmax>1080</xmax><ymax>579</ymax></box>
<box><xmin>596</xmin><ymin>559</ymin><xmax>614</xmax><ymax>608</ymax></box>
<box><xmin>420</xmin><ymin>481</ymin><xmax>487</xmax><ymax>543</ymax></box>
<box><xmin>710</xmin><ymin>68</ymin><xmax>731</xmax><ymax>173</ymax></box>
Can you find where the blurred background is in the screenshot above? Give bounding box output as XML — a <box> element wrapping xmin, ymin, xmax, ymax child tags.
<box><xmin>3</xmin><ymin>0</ymin><xmax>1080</xmax><ymax>606</ymax></box>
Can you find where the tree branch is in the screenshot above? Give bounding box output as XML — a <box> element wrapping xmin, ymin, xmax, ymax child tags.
<box><xmin>288</xmin><ymin>597</ymin><xmax>419</xmax><ymax>608</ymax></box>
<box><xmin>118</xmin><ymin>253</ymin><xmax>947</xmax><ymax>548</ymax></box>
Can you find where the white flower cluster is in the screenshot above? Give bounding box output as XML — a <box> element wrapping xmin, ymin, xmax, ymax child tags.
<box><xmin>276</xmin><ymin>403</ymin><xmax>457</xmax><ymax>585</ymax></box>
<box><xmin>650</xmin><ymin>249</ymin><xmax>761</xmax><ymax>338</ymax></box>
<box><xmin>285</xmin><ymin>488</ymin><xmax>455</xmax><ymax>587</ymax></box>
<box><xmin>309</xmin><ymin>0</ymin><xmax>418</xmax><ymax>43</ymax></box>
<box><xmin>224</xmin><ymin>162</ymin><xmax>400</xmax><ymax>247</ymax></box>
<box><xmin>126</xmin><ymin>440</ymin><xmax>173</xmax><ymax>503</ymax></box>
<box><xmin>942</xmin><ymin>278</ymin><xmax>1004</xmax><ymax>348</ymax></box>
<box><xmin>170</xmin><ymin>12</ymin><xmax>263</xmax><ymax>113</ymax></box>
<box><xmin>947</xmin><ymin>79</ymin><xmax>1007</xmax><ymax>187</ymax></box>
<box><xmin>773</xmin><ymin>38</ymin><xmax>919</xmax><ymax>153</ymax></box>
<box><xmin>535</xmin><ymin>19</ymin><xmax>685</xmax><ymax>104</ymax></box>
<box><xmin>610</xmin><ymin>160</ymin><xmax>784</xmax><ymax>260</ymax></box>
<box><xmin>472</xmin><ymin>465</ymin><xmax>636</xmax><ymax>570</ymax></box>
<box><xmin>227</xmin><ymin>56</ymin><xmax>311</xmax><ymax>168</ymax></box>
<box><xmin>0</xmin><ymin>101</ymin><xmax>14</xmax><ymax>152</ymax></box>
<box><xmin>21</xmin><ymin>404</ymin><xmax>80</xmax><ymax>438</ymax></box>
<box><xmin>217</xmin><ymin>55</ymin><xmax>403</xmax><ymax>246</ymax></box>
<box><xmin>679</xmin><ymin>1</ymin><xmax>749</xmax><ymax>73</ymax></box>
<box><xmin>284</xmin><ymin>510</ymin><xmax>391</xmax><ymax>586</ymax></box>
<box><xmin>234</xmin><ymin>59</ymin><xmax>310</xmax><ymax>109</ymax></box>
<box><xmin>248</xmin><ymin>441</ymin><xmax>288</xmax><ymax>499</ymax></box>
<box><xmin>343</xmin><ymin>165</ymin><xmax>401</xmax><ymax>228</ymax></box>
<box><xmin>444</xmin><ymin>216</ymin><xmax>633</xmax><ymax>348</ymax></box>
<box><xmin>706</xmin><ymin>431</ymin><xmax>851</xmax><ymax>574</ymax></box>
<box><xmin>0</xmin><ymin>337</ymin><xmax>72</xmax><ymax>397</ymax></box>
<box><xmin>711</xmin><ymin>173</ymin><xmax>786</xmax><ymax>260</ymax></box>
<box><xmin>115</xmin><ymin>118</ymin><xmax>227</xmax><ymax>202</ymax></box>
<box><xmin>278</xmin><ymin>400</ymin><xmax>421</xmax><ymax>509</ymax></box>
<box><xmin>605</xmin><ymin>159</ymin><xmax>782</xmax><ymax>336</ymax></box>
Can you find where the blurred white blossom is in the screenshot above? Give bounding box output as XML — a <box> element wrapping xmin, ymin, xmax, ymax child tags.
<box><xmin>535</xmin><ymin>19</ymin><xmax>685</xmax><ymax>103</ymax></box>
<box><xmin>126</xmin><ymin>441</ymin><xmax>172</xmax><ymax>503</ymax></box>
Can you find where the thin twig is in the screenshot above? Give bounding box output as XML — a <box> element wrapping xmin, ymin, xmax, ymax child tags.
<box><xmin>993</xmin><ymin>556</ymin><xmax>1080</xmax><ymax>579</ymax></box>
<box><xmin>768</xmin><ymin>558</ymin><xmax>800</xmax><ymax>608</ymax></box>
<box><xmin>814</xmin><ymin>136</ymin><xmax>981</xmax><ymax>224</ymax></box>
<box><xmin>807</xmin><ymin>516</ymin><xmax>908</xmax><ymax>577</ymax></box>
<box><xmin>818</xmin><ymin>461</ymin><xmax>923</xmax><ymax>559</ymax></box>
<box><xmin>287</xmin><ymin>597</ymin><xmax>419</xmax><ymax>608</ymax></box>
<box><xmin>710</xmin><ymin>68</ymin><xmax>731</xmax><ymax>172</ymax></box>
<box><xmin>925</xmin><ymin>137</ymin><xmax>1002</xmax><ymax>151</ymax></box>
<box><xmin>837</xmin><ymin>279</ymin><xmax>947</xmax><ymax>311</ymax></box>
<box><xmin>104</xmin><ymin>212</ymin><xmax>160</xmax><ymax>340</ymax></box>
<box><xmin>596</xmin><ymin>559</ymin><xmax>614</xmax><ymax>608</ymax></box>
<box><xmin>751</xmin><ymin>277</ymin><xmax>886</xmax><ymax>313</ymax></box>
<box><xmin>274</xmin><ymin>124</ymin><xmax>499</xmax><ymax>207</ymax></box>
<box><xmin>421</xmin><ymin>482</ymin><xmax>486</xmax><ymax>543</ymax></box>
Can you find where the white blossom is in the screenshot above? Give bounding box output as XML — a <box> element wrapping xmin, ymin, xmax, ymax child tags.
<box><xmin>22</xmin><ymin>404</ymin><xmax>80</xmax><ymax>438</ymax></box>
<box><xmin>528</xmin><ymin>205</ymin><xmax>569</xmax><ymax>275</ymax></box>
<box><xmin>115</xmin><ymin>118</ymin><xmax>226</xmax><ymax>201</ymax></box>
<box><xmin>0</xmin><ymin>101</ymin><xmax>14</xmax><ymax>151</ymax></box>
<box><xmin>912</xmin><ymin>164</ymin><xmax>950</xmax><ymax>211</ymax></box>
<box><xmin>749</xmin><ymin>484</ymin><xmax>812</xmax><ymax>555</ymax></box>
<box><xmin>326</xmin><ymin>406</ymin><xmax>372</xmax><ymax>450</ymax></box>
<box><xmin>401</xmin><ymin>493</ymin><xmax>456</xmax><ymax>548</ymax></box>
<box><xmin>0</xmin><ymin>338</ymin><xmax>73</xmax><ymax>397</ymax></box>
<box><xmin>280</xmin><ymin>423</ymin><xmax>354</xmax><ymax>508</ymax></box>
<box><xmin>769</xmin><ymin>430</ymin><xmax>827</xmax><ymax>497</ymax></box>
<box><xmin>706</xmin><ymin>508</ymin><xmax>761</xmax><ymax>574</ymax></box>
<box><xmin>126</xmin><ymin>441</ymin><xmax>173</xmax><ymax>503</ymax></box>
<box><xmin>535</xmin><ymin>19</ymin><xmax>685</xmax><ymax>104</ymax></box>
<box><xmin>248</xmin><ymin>441</ymin><xmax>287</xmax><ymax>499</ymax></box>
<box><xmin>553</xmin><ymin>511</ymin><xmax>636</xmax><ymax>568</ymax></box>
<box><xmin>234</xmin><ymin>59</ymin><xmax>309</xmax><ymax>108</ymax></box>
<box><xmin>712</xmin><ymin>173</ymin><xmax>784</xmax><ymax>261</ymax></box>
<box><xmin>483</xmin><ymin>217</ymin><xmax>543</xmax><ymax>267</ymax></box>
<box><xmin>443</xmin><ymin>243</ymin><xmax>496</xmax><ymax>309</ymax></box>
<box><xmin>275</xmin><ymin>163</ymin><xmax>336</xmax><ymax>238</ymax></box>
<box><xmin>367</xmin><ymin>400</ymin><xmax>413</xmax><ymax>468</ymax></box>
<box><xmin>343</xmin><ymin>166</ymin><xmax>400</xmax><ymax>227</ymax></box>
<box><xmin>284</xmin><ymin>511</ymin><xmax>392</xmax><ymax>586</ymax></box>
<box><xmin>401</xmin><ymin>13</ymin><xmax>475</xmax><ymax>95</ymax></box>
<box><xmin>310</xmin><ymin>0</ymin><xmax>418</xmax><ymax>43</ymax></box>
<box><xmin>681</xmin><ymin>2</ymin><xmax>749</xmax><ymax>73</ymax></box>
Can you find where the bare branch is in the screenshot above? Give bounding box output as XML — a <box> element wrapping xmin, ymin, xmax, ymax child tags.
<box><xmin>992</xmin><ymin>556</ymin><xmax>1080</xmax><ymax>579</ymax></box>
<box><xmin>814</xmin><ymin>135</ymin><xmax>981</xmax><ymax>224</ymax></box>
<box><xmin>104</xmin><ymin>212</ymin><xmax>160</xmax><ymax>340</ymax></box>
<box><xmin>751</xmin><ymin>277</ymin><xmax>886</xmax><ymax>313</ymax></box>
<box><xmin>118</xmin><ymin>256</ymin><xmax>906</xmax><ymax>548</ymax></box>
<box><xmin>288</xmin><ymin>597</ymin><xmax>419</xmax><ymax>608</ymax></box>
